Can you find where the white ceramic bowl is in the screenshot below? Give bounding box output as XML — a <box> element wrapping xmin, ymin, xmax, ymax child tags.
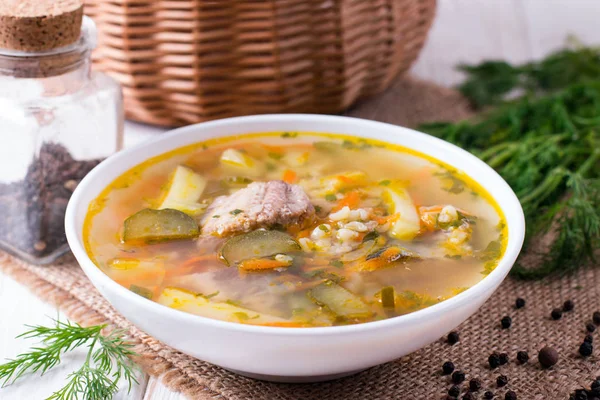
<box><xmin>66</xmin><ymin>114</ymin><xmax>525</xmax><ymax>382</ymax></box>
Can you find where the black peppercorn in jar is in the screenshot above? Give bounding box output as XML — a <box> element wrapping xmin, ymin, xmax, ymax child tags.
<box><xmin>0</xmin><ymin>2</ymin><xmax>123</xmax><ymax>264</ymax></box>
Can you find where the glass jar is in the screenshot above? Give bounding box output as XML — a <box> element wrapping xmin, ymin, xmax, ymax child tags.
<box><xmin>0</xmin><ymin>17</ymin><xmax>123</xmax><ymax>264</ymax></box>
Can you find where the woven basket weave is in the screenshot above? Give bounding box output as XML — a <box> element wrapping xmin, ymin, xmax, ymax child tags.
<box><xmin>85</xmin><ymin>0</ymin><xmax>436</xmax><ymax>127</ymax></box>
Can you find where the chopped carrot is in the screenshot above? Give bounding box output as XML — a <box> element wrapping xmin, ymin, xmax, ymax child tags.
<box><xmin>337</xmin><ymin>175</ymin><xmax>354</xmax><ymax>184</ymax></box>
<box><xmin>375</xmin><ymin>212</ymin><xmax>400</xmax><ymax>225</ymax></box>
<box><xmin>272</xmin><ymin>273</ymin><xmax>303</xmax><ymax>283</ymax></box>
<box><xmin>297</xmin><ymin>228</ymin><xmax>312</xmax><ymax>239</ymax></box>
<box><xmin>282</xmin><ymin>169</ymin><xmax>298</xmax><ymax>184</ymax></box>
<box><xmin>179</xmin><ymin>254</ymin><xmax>217</xmax><ymax>269</ymax></box>
<box><xmin>239</xmin><ymin>258</ymin><xmax>290</xmax><ymax>271</ymax></box>
<box><xmin>333</xmin><ymin>190</ymin><xmax>361</xmax><ymax>211</ymax></box>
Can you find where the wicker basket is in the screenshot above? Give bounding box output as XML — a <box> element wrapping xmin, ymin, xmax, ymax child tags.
<box><xmin>85</xmin><ymin>0</ymin><xmax>436</xmax><ymax>127</ymax></box>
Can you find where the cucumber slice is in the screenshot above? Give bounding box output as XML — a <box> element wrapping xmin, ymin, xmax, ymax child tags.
<box><xmin>123</xmin><ymin>208</ymin><xmax>199</xmax><ymax>244</ymax></box>
<box><xmin>308</xmin><ymin>281</ymin><xmax>373</xmax><ymax>320</ymax></box>
<box><xmin>218</xmin><ymin>230</ymin><xmax>301</xmax><ymax>266</ymax></box>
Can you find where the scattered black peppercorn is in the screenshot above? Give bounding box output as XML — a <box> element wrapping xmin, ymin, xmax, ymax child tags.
<box><xmin>448</xmin><ymin>385</ymin><xmax>461</xmax><ymax>397</ymax></box>
<box><xmin>448</xmin><ymin>331</ymin><xmax>460</xmax><ymax>345</ymax></box>
<box><xmin>501</xmin><ymin>316</ymin><xmax>512</xmax><ymax>329</ymax></box>
<box><xmin>469</xmin><ymin>378</ymin><xmax>482</xmax><ymax>392</ymax></box>
<box><xmin>499</xmin><ymin>353</ymin><xmax>509</xmax><ymax>365</ymax></box>
<box><xmin>579</xmin><ymin>342</ymin><xmax>593</xmax><ymax>357</ymax></box>
<box><xmin>563</xmin><ymin>299</ymin><xmax>575</xmax><ymax>312</ymax></box>
<box><xmin>538</xmin><ymin>346</ymin><xmax>559</xmax><ymax>368</ymax></box>
<box><xmin>452</xmin><ymin>370</ymin><xmax>466</xmax><ymax>384</ymax></box>
<box><xmin>484</xmin><ymin>391</ymin><xmax>495</xmax><ymax>399</ymax></box>
<box><xmin>488</xmin><ymin>353</ymin><xmax>501</xmax><ymax>369</ymax></box>
<box><xmin>442</xmin><ymin>361</ymin><xmax>455</xmax><ymax>375</ymax></box>
<box><xmin>593</xmin><ymin>311</ymin><xmax>600</xmax><ymax>325</ymax></box>
<box><xmin>516</xmin><ymin>350</ymin><xmax>529</xmax><ymax>364</ymax></box>
<box><xmin>587</xmin><ymin>323</ymin><xmax>597</xmax><ymax>333</ymax></box>
<box><xmin>515</xmin><ymin>297</ymin><xmax>525</xmax><ymax>309</ymax></box>
<box><xmin>462</xmin><ymin>393</ymin><xmax>474</xmax><ymax>400</ymax></box>
<box><xmin>496</xmin><ymin>375</ymin><xmax>508</xmax><ymax>387</ymax></box>
<box><xmin>585</xmin><ymin>334</ymin><xmax>594</xmax><ymax>344</ymax></box>
<box><xmin>551</xmin><ymin>308</ymin><xmax>563</xmax><ymax>320</ymax></box>
<box><xmin>572</xmin><ymin>389</ymin><xmax>589</xmax><ymax>400</ymax></box>
<box><xmin>505</xmin><ymin>390</ymin><xmax>517</xmax><ymax>400</ymax></box>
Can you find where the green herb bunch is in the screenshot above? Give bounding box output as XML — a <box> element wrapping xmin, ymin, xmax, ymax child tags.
<box><xmin>420</xmin><ymin>44</ymin><xmax>600</xmax><ymax>278</ymax></box>
<box><xmin>0</xmin><ymin>320</ymin><xmax>138</xmax><ymax>400</ymax></box>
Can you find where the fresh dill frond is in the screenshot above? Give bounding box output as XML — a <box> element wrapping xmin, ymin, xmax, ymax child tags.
<box><xmin>458</xmin><ymin>41</ymin><xmax>600</xmax><ymax>108</ymax></box>
<box><xmin>420</xmin><ymin>44</ymin><xmax>600</xmax><ymax>278</ymax></box>
<box><xmin>0</xmin><ymin>320</ymin><xmax>138</xmax><ymax>400</ymax></box>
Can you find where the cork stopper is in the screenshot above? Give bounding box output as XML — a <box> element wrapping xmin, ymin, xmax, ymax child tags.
<box><xmin>0</xmin><ymin>0</ymin><xmax>84</xmax><ymax>52</ymax></box>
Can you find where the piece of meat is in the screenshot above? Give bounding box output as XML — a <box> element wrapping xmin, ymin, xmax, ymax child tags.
<box><xmin>201</xmin><ymin>180</ymin><xmax>315</xmax><ymax>236</ymax></box>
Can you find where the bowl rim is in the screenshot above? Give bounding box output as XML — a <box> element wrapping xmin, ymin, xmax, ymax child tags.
<box><xmin>65</xmin><ymin>114</ymin><xmax>526</xmax><ymax>336</ymax></box>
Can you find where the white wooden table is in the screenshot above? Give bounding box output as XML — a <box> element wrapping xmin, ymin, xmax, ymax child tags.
<box><xmin>1</xmin><ymin>1</ymin><xmax>598</xmax><ymax>398</ymax></box>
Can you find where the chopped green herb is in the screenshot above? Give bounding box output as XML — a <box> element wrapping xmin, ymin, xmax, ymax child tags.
<box><xmin>281</xmin><ymin>132</ymin><xmax>298</xmax><ymax>138</ymax></box>
<box><xmin>266</xmin><ymin>162</ymin><xmax>277</xmax><ymax>171</ymax></box>
<box><xmin>379</xmin><ymin>180</ymin><xmax>391</xmax><ymax>186</ymax></box>
<box><xmin>205</xmin><ymin>291</ymin><xmax>219</xmax><ymax>299</ymax></box>
<box><xmin>452</xmin><ymin>287</ymin><xmax>468</xmax><ymax>295</ymax></box>
<box><xmin>314</xmin><ymin>205</ymin><xmax>322</xmax><ymax>213</ymax></box>
<box><xmin>435</xmin><ymin>170</ymin><xmax>466</xmax><ymax>194</ymax></box>
<box><xmin>212</xmin><ymin>215</ymin><xmax>220</xmax><ymax>219</ymax></box>
<box><xmin>130</xmin><ymin>284</ymin><xmax>153</xmax><ymax>300</ymax></box>
<box><xmin>291</xmin><ymin>308</ymin><xmax>306</xmax><ymax>316</ymax></box>
<box><xmin>362</xmin><ymin>231</ymin><xmax>379</xmax><ymax>243</ymax></box>
<box><xmin>223</xmin><ymin>176</ymin><xmax>253</xmax><ymax>186</ymax></box>
<box><xmin>318</xmin><ymin>224</ymin><xmax>330</xmax><ymax>232</ymax></box>
<box><xmin>226</xmin><ymin>299</ymin><xmax>242</xmax><ymax>307</ymax></box>
<box><xmin>380</xmin><ymin>286</ymin><xmax>395</xmax><ymax>308</ymax></box>
<box><xmin>329</xmin><ymin>260</ymin><xmax>344</xmax><ymax>268</ymax></box>
<box><xmin>313</xmin><ymin>141</ymin><xmax>340</xmax><ymax>152</ymax></box>
<box><xmin>268</xmin><ymin>152</ymin><xmax>283</xmax><ymax>160</ymax></box>
<box><xmin>445</xmin><ymin>254</ymin><xmax>462</xmax><ymax>260</ymax></box>
<box><xmin>230</xmin><ymin>209</ymin><xmax>243</xmax><ymax>216</ymax></box>
<box><xmin>232</xmin><ymin>312</ymin><xmax>250</xmax><ymax>321</ymax></box>
<box><xmin>325</xmin><ymin>194</ymin><xmax>337</xmax><ymax>202</ymax></box>
<box><xmin>481</xmin><ymin>239</ymin><xmax>503</xmax><ymax>261</ymax></box>
<box><xmin>341</xmin><ymin>139</ymin><xmax>373</xmax><ymax>150</ymax></box>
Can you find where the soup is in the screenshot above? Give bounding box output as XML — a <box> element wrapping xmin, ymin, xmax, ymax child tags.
<box><xmin>84</xmin><ymin>132</ymin><xmax>507</xmax><ymax>327</ymax></box>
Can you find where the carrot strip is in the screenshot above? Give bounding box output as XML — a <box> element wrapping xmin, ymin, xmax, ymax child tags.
<box><xmin>239</xmin><ymin>258</ymin><xmax>290</xmax><ymax>271</ymax></box>
<box><xmin>333</xmin><ymin>191</ymin><xmax>361</xmax><ymax>211</ymax></box>
<box><xmin>179</xmin><ymin>254</ymin><xmax>216</xmax><ymax>269</ymax></box>
<box><xmin>282</xmin><ymin>169</ymin><xmax>298</xmax><ymax>184</ymax></box>
<box><xmin>294</xmin><ymin>280</ymin><xmax>325</xmax><ymax>291</ymax></box>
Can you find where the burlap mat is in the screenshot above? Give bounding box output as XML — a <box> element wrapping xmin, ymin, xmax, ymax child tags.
<box><xmin>2</xmin><ymin>76</ymin><xmax>598</xmax><ymax>399</ymax></box>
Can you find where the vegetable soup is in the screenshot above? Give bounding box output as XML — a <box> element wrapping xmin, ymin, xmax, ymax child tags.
<box><xmin>84</xmin><ymin>133</ymin><xmax>507</xmax><ymax>327</ymax></box>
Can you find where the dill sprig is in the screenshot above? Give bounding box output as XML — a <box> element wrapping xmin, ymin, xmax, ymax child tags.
<box><xmin>0</xmin><ymin>320</ymin><xmax>138</xmax><ymax>400</ymax></box>
<box><xmin>458</xmin><ymin>40</ymin><xmax>600</xmax><ymax>108</ymax></box>
<box><xmin>420</xmin><ymin>45</ymin><xmax>600</xmax><ymax>278</ymax></box>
